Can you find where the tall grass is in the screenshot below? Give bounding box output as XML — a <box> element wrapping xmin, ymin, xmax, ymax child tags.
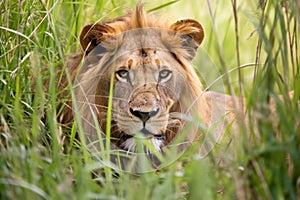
<box><xmin>0</xmin><ymin>0</ymin><xmax>299</xmax><ymax>199</ymax></box>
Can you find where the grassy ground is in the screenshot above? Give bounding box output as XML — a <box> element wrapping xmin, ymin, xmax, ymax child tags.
<box><xmin>0</xmin><ymin>0</ymin><xmax>299</xmax><ymax>199</ymax></box>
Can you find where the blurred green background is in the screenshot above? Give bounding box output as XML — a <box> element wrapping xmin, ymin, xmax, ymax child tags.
<box><xmin>1</xmin><ymin>0</ymin><xmax>299</xmax><ymax>199</ymax></box>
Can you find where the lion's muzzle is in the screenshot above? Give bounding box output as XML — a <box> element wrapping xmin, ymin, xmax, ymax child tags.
<box><xmin>129</xmin><ymin>91</ymin><xmax>160</xmax><ymax>123</ymax></box>
<box><xmin>130</xmin><ymin>107</ymin><xmax>159</xmax><ymax>124</ymax></box>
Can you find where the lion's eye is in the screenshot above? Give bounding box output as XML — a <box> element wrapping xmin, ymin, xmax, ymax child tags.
<box><xmin>116</xmin><ymin>69</ymin><xmax>129</xmax><ymax>81</ymax></box>
<box><xmin>159</xmin><ymin>69</ymin><xmax>172</xmax><ymax>81</ymax></box>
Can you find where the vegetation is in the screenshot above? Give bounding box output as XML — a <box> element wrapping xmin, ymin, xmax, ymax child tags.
<box><xmin>0</xmin><ymin>0</ymin><xmax>299</xmax><ymax>199</ymax></box>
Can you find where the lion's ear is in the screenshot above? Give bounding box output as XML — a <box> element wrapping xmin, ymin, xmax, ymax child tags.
<box><xmin>169</xmin><ymin>19</ymin><xmax>204</xmax><ymax>60</ymax></box>
<box><xmin>80</xmin><ymin>23</ymin><xmax>116</xmax><ymax>54</ymax></box>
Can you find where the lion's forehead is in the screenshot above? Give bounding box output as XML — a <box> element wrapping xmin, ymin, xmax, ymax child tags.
<box><xmin>117</xmin><ymin>49</ymin><xmax>174</xmax><ymax>70</ymax></box>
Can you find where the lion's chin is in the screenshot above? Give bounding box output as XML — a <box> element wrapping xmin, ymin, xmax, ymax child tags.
<box><xmin>121</xmin><ymin>137</ymin><xmax>164</xmax><ymax>154</ymax></box>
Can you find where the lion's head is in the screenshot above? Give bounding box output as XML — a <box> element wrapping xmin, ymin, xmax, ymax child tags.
<box><xmin>72</xmin><ymin>5</ymin><xmax>210</xmax><ymax>156</ymax></box>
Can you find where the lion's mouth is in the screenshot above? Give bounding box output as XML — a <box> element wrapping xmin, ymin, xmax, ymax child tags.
<box><xmin>120</xmin><ymin>129</ymin><xmax>165</xmax><ymax>141</ymax></box>
<box><xmin>110</xmin><ymin>118</ymin><xmax>182</xmax><ymax>153</ymax></box>
<box><xmin>118</xmin><ymin>129</ymin><xmax>166</xmax><ymax>153</ymax></box>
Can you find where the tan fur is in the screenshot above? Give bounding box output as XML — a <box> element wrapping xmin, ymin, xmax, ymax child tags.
<box><xmin>58</xmin><ymin>5</ymin><xmax>205</xmax><ymax>152</ymax></box>
<box><xmin>58</xmin><ymin>5</ymin><xmax>289</xmax><ymax>160</ymax></box>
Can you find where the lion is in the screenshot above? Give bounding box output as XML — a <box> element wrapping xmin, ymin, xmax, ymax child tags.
<box><xmin>56</xmin><ymin>4</ymin><xmax>284</xmax><ymax>170</ymax></box>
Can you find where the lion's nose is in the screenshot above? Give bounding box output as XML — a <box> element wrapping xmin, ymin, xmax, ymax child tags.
<box><xmin>130</xmin><ymin>108</ymin><xmax>159</xmax><ymax>123</ymax></box>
